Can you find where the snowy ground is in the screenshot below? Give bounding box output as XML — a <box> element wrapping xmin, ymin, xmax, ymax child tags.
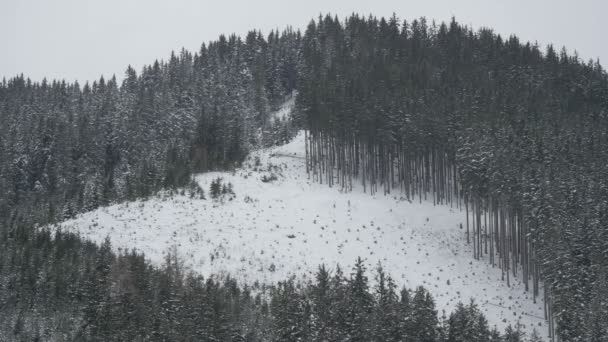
<box><xmin>271</xmin><ymin>92</ymin><xmax>295</xmax><ymax>122</ymax></box>
<box><xmin>50</xmin><ymin>109</ymin><xmax>547</xmax><ymax>337</ymax></box>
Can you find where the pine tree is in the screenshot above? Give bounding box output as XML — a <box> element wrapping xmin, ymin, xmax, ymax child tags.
<box><xmin>504</xmin><ymin>323</ymin><xmax>526</xmax><ymax>342</ymax></box>
<box><xmin>447</xmin><ymin>300</ymin><xmax>490</xmax><ymax>342</ymax></box>
<box><xmin>311</xmin><ymin>264</ymin><xmax>332</xmax><ymax>341</ymax></box>
<box><xmin>347</xmin><ymin>257</ymin><xmax>374</xmax><ymax>341</ymax></box>
<box><xmin>489</xmin><ymin>326</ymin><xmax>502</xmax><ymax>342</ymax></box>
<box><xmin>411</xmin><ymin>286</ymin><xmax>438</xmax><ymax>342</ymax></box>
<box><xmin>373</xmin><ymin>263</ymin><xmax>400</xmax><ymax>342</ymax></box>
<box><xmin>398</xmin><ymin>287</ymin><xmax>413</xmax><ymax>339</ymax></box>
<box><xmin>210</xmin><ymin>177</ymin><xmax>222</xmax><ymax>199</ymax></box>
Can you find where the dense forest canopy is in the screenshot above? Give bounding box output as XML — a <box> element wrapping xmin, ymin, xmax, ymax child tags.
<box><xmin>297</xmin><ymin>14</ymin><xmax>608</xmax><ymax>342</ymax></box>
<box><xmin>2</xmin><ymin>229</ymin><xmax>524</xmax><ymax>341</ymax></box>
<box><xmin>0</xmin><ymin>28</ymin><xmax>299</xmax><ymax>228</ymax></box>
<box><xmin>1</xmin><ymin>13</ymin><xmax>607</xmax><ymax>341</ymax></box>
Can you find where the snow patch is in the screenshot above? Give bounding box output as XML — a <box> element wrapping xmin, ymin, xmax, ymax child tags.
<box><xmin>271</xmin><ymin>92</ymin><xmax>296</xmax><ymax>122</ymax></box>
<box><xmin>49</xmin><ymin>102</ymin><xmax>546</xmax><ymax>336</ymax></box>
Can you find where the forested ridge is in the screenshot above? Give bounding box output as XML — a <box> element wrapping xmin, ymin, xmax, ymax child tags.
<box><xmin>0</xmin><ymin>12</ymin><xmax>606</xmax><ymax>341</ymax></box>
<box><xmin>297</xmin><ymin>14</ymin><xmax>608</xmax><ymax>341</ymax></box>
<box><xmin>0</xmin><ymin>28</ymin><xmax>298</xmax><ymax>229</ymax></box>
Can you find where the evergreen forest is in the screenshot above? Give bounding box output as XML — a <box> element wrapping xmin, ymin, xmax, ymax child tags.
<box><xmin>1</xmin><ymin>14</ymin><xmax>607</xmax><ymax>341</ymax></box>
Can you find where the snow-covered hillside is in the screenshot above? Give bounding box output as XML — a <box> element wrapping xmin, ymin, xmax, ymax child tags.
<box><xmin>50</xmin><ymin>113</ymin><xmax>546</xmax><ymax>337</ymax></box>
<box><xmin>271</xmin><ymin>92</ymin><xmax>296</xmax><ymax>122</ymax></box>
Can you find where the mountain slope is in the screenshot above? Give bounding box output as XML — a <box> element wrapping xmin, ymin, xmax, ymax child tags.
<box><xmin>51</xmin><ymin>126</ymin><xmax>547</xmax><ymax>337</ymax></box>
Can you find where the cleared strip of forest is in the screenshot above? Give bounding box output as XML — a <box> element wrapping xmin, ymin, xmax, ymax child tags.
<box><xmin>52</xmin><ymin>131</ymin><xmax>547</xmax><ymax>336</ymax></box>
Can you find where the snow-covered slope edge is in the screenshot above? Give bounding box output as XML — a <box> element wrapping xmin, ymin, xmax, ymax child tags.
<box><xmin>49</xmin><ymin>121</ymin><xmax>546</xmax><ymax>337</ymax></box>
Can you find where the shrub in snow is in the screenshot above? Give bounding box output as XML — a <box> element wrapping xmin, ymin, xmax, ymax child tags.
<box><xmin>210</xmin><ymin>177</ymin><xmax>223</xmax><ymax>198</ymax></box>
<box><xmin>188</xmin><ymin>179</ymin><xmax>205</xmax><ymax>199</ymax></box>
<box><xmin>261</xmin><ymin>174</ymin><xmax>278</xmax><ymax>183</ymax></box>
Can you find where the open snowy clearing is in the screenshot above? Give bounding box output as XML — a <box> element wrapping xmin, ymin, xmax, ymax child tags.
<box><xmin>51</xmin><ymin>131</ymin><xmax>547</xmax><ymax>336</ymax></box>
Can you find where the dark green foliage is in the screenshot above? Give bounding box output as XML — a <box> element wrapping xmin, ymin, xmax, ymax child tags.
<box><xmin>1</xmin><ymin>12</ymin><xmax>604</xmax><ymax>342</ymax></box>
<box><xmin>210</xmin><ymin>177</ymin><xmax>223</xmax><ymax>198</ymax></box>
<box><xmin>0</xmin><ymin>227</ymin><xmax>267</xmax><ymax>341</ymax></box>
<box><xmin>0</xmin><ymin>29</ymin><xmax>299</xmax><ymax>230</ymax></box>
<box><xmin>209</xmin><ymin>177</ymin><xmax>234</xmax><ymax>199</ymax></box>
<box><xmin>446</xmin><ymin>300</ymin><xmax>491</xmax><ymax>342</ymax></box>
<box><xmin>346</xmin><ymin>257</ymin><xmax>374</xmax><ymax>341</ymax></box>
<box><xmin>489</xmin><ymin>327</ymin><xmax>503</xmax><ymax>342</ymax></box>
<box><xmin>372</xmin><ymin>264</ymin><xmax>401</xmax><ymax>342</ymax></box>
<box><xmin>0</xmin><ymin>230</ymin><xmax>510</xmax><ymax>342</ymax></box>
<box><xmin>298</xmin><ymin>14</ymin><xmax>608</xmax><ymax>341</ymax></box>
<box><xmin>504</xmin><ymin>323</ymin><xmax>526</xmax><ymax>342</ymax></box>
<box><xmin>398</xmin><ymin>287</ymin><xmax>414</xmax><ymax>339</ymax></box>
<box><xmin>261</xmin><ymin>174</ymin><xmax>278</xmax><ymax>183</ymax></box>
<box><xmin>0</xmin><ymin>25</ymin><xmax>301</xmax><ymax>341</ymax></box>
<box><xmin>270</xmin><ymin>279</ymin><xmax>312</xmax><ymax>341</ymax></box>
<box><xmin>411</xmin><ymin>286</ymin><xmax>439</xmax><ymax>342</ymax></box>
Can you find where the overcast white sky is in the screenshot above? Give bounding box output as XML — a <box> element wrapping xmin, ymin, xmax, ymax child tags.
<box><xmin>1</xmin><ymin>0</ymin><xmax>606</xmax><ymax>83</ymax></box>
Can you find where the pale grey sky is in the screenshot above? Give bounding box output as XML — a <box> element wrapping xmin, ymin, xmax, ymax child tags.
<box><xmin>1</xmin><ymin>0</ymin><xmax>606</xmax><ymax>83</ymax></box>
